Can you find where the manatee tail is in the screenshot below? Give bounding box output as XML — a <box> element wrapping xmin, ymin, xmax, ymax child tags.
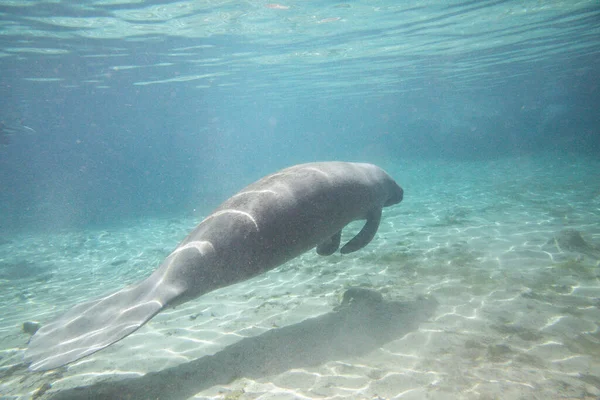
<box><xmin>24</xmin><ymin>270</ymin><xmax>181</xmax><ymax>371</ymax></box>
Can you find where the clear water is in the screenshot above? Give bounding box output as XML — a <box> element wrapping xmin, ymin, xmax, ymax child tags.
<box><xmin>0</xmin><ymin>1</ymin><xmax>599</xmax><ymax>399</ymax></box>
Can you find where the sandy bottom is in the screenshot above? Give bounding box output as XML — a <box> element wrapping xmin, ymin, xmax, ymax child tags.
<box><xmin>1</xmin><ymin>154</ymin><xmax>599</xmax><ymax>399</ymax></box>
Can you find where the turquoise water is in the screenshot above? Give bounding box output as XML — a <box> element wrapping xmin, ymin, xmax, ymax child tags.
<box><xmin>1</xmin><ymin>1</ymin><xmax>599</xmax><ymax>399</ymax></box>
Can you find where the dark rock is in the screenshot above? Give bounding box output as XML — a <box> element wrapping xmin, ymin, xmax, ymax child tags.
<box><xmin>23</xmin><ymin>321</ymin><xmax>41</xmax><ymax>335</ymax></box>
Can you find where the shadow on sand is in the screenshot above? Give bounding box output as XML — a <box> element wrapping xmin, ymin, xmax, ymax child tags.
<box><xmin>48</xmin><ymin>289</ymin><xmax>438</xmax><ymax>400</ymax></box>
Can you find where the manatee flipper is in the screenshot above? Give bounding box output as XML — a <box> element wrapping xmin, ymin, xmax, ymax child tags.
<box><xmin>316</xmin><ymin>230</ymin><xmax>342</xmax><ymax>256</ymax></box>
<box><xmin>340</xmin><ymin>207</ymin><xmax>382</xmax><ymax>254</ymax></box>
<box><xmin>24</xmin><ymin>246</ymin><xmax>207</xmax><ymax>371</ymax></box>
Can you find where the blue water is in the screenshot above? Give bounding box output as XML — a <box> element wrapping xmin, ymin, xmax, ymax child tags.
<box><xmin>1</xmin><ymin>1</ymin><xmax>598</xmax><ymax>232</ymax></box>
<box><xmin>0</xmin><ymin>1</ymin><xmax>599</xmax><ymax>399</ymax></box>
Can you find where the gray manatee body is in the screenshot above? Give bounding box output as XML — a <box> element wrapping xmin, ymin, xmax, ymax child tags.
<box><xmin>24</xmin><ymin>161</ymin><xmax>403</xmax><ymax>371</ymax></box>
